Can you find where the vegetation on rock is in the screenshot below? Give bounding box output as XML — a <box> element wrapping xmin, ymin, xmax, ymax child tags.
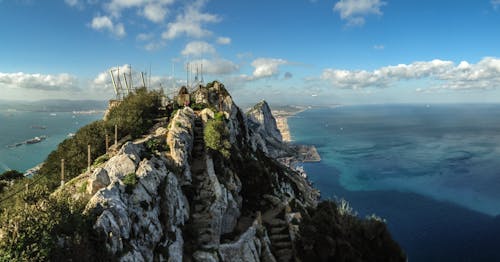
<box><xmin>296</xmin><ymin>200</ymin><xmax>406</xmax><ymax>262</ymax></box>
<box><xmin>123</xmin><ymin>173</ymin><xmax>138</xmax><ymax>194</ymax></box>
<box><xmin>204</xmin><ymin>112</ymin><xmax>231</xmax><ymax>159</ymax></box>
<box><xmin>0</xmin><ymin>185</ymin><xmax>110</xmax><ymax>261</ymax></box>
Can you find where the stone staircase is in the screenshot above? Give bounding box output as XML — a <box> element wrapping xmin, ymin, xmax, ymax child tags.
<box><xmin>263</xmin><ymin>207</ymin><xmax>295</xmax><ymax>262</ymax></box>
<box><xmin>185</xmin><ymin>116</ymin><xmax>217</xmax><ymax>255</ymax></box>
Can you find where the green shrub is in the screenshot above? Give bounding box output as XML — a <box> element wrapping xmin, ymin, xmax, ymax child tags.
<box><xmin>123</xmin><ymin>173</ymin><xmax>138</xmax><ymax>194</ymax></box>
<box><xmin>93</xmin><ymin>154</ymin><xmax>110</xmax><ymax>166</ymax></box>
<box><xmin>214</xmin><ymin>112</ymin><xmax>225</xmax><ymax>121</ymax></box>
<box><xmin>296</xmin><ymin>200</ymin><xmax>406</xmax><ymax>262</ymax></box>
<box><xmin>0</xmin><ymin>170</ymin><xmax>23</xmax><ymax>181</ymax></box>
<box><xmin>79</xmin><ymin>181</ymin><xmax>88</xmax><ymax>194</ymax></box>
<box><xmin>0</xmin><ymin>186</ymin><xmax>109</xmax><ymax>261</ymax></box>
<box><xmin>106</xmin><ymin>87</ymin><xmax>162</xmax><ymax>138</ymax></box>
<box><xmin>191</xmin><ymin>103</ymin><xmax>208</xmax><ymax>111</ymax></box>
<box><xmin>145</xmin><ymin>138</ymin><xmax>169</xmax><ymax>153</ymax></box>
<box><xmin>204</xmin><ymin>118</ymin><xmax>231</xmax><ymax>159</ymax></box>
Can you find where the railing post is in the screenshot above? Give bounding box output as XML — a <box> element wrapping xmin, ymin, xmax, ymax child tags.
<box><xmin>61</xmin><ymin>159</ymin><xmax>65</xmax><ymax>186</ymax></box>
<box><xmin>87</xmin><ymin>144</ymin><xmax>91</xmax><ymax>173</ymax></box>
<box><xmin>105</xmin><ymin>133</ymin><xmax>109</xmax><ymax>152</ymax></box>
<box><xmin>114</xmin><ymin>124</ymin><xmax>118</xmax><ymax>147</ymax></box>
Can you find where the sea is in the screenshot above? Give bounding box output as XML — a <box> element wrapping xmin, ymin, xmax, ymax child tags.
<box><xmin>289</xmin><ymin>104</ymin><xmax>500</xmax><ymax>261</ymax></box>
<box><xmin>0</xmin><ymin>110</ymin><xmax>103</xmax><ymax>173</ymax></box>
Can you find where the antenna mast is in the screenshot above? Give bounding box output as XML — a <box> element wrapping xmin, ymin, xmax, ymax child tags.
<box><xmin>129</xmin><ymin>64</ymin><xmax>133</xmax><ymax>91</ymax></box>
<box><xmin>201</xmin><ymin>62</ymin><xmax>204</xmax><ymax>84</ymax></box>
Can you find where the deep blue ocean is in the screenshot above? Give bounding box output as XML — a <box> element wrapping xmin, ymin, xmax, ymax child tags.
<box><xmin>289</xmin><ymin>104</ymin><xmax>500</xmax><ymax>262</ymax></box>
<box><xmin>0</xmin><ymin>110</ymin><xmax>103</xmax><ymax>173</ymax></box>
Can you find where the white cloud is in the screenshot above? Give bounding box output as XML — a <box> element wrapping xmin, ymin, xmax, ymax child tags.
<box><xmin>105</xmin><ymin>0</ymin><xmax>174</xmax><ymax>19</ymax></box>
<box><xmin>189</xmin><ymin>58</ymin><xmax>239</xmax><ymax>75</ymax></box>
<box><xmin>251</xmin><ymin>58</ymin><xmax>288</xmax><ymax>78</ymax></box>
<box><xmin>0</xmin><ymin>72</ymin><xmax>79</xmax><ymax>91</ymax></box>
<box><xmin>66</xmin><ymin>0</ymin><xmax>226</xmax><ymax>52</ymax></box>
<box><xmin>228</xmin><ymin>58</ymin><xmax>289</xmax><ymax>83</ymax></box>
<box><xmin>143</xmin><ymin>3</ymin><xmax>168</xmax><ymax>23</ymax></box>
<box><xmin>333</xmin><ymin>0</ymin><xmax>386</xmax><ymax>26</ymax></box>
<box><xmin>320</xmin><ymin>57</ymin><xmax>500</xmax><ymax>91</ymax></box>
<box><xmin>181</xmin><ymin>41</ymin><xmax>216</xmax><ymax>57</ymax></box>
<box><xmin>162</xmin><ymin>0</ymin><xmax>220</xmax><ymax>40</ymax></box>
<box><xmin>216</xmin><ymin>37</ymin><xmax>231</xmax><ymax>45</ymax></box>
<box><xmin>90</xmin><ymin>15</ymin><xmax>126</xmax><ymax>38</ymax></box>
<box><xmin>373</xmin><ymin>44</ymin><xmax>384</xmax><ymax>50</ymax></box>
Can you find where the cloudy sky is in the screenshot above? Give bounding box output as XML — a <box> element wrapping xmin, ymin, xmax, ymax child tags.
<box><xmin>1</xmin><ymin>0</ymin><xmax>500</xmax><ymax>105</ymax></box>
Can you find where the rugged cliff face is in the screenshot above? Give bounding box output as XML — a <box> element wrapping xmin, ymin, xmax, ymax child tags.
<box><xmin>48</xmin><ymin>82</ymin><xmax>404</xmax><ymax>262</ymax></box>
<box><xmin>246</xmin><ymin>100</ymin><xmax>294</xmax><ymax>159</ymax></box>
<box><xmin>69</xmin><ymin>83</ymin><xmax>318</xmax><ymax>261</ymax></box>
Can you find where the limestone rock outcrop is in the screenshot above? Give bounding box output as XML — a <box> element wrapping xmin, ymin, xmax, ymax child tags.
<box><xmin>80</xmin><ymin>83</ymin><xmax>320</xmax><ymax>261</ymax></box>
<box><xmin>246</xmin><ymin>101</ymin><xmax>294</xmax><ymax>158</ymax></box>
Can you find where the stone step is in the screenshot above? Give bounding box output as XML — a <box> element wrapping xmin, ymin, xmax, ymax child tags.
<box><xmin>270</xmin><ymin>234</ymin><xmax>290</xmax><ymax>242</ymax></box>
<box><xmin>274</xmin><ymin>249</ymin><xmax>293</xmax><ymax>262</ymax></box>
<box><xmin>273</xmin><ymin>241</ymin><xmax>292</xmax><ymax>249</ymax></box>
<box><xmin>269</xmin><ymin>218</ymin><xmax>287</xmax><ymax>226</ymax></box>
<box><xmin>270</xmin><ymin>226</ymin><xmax>288</xmax><ymax>234</ymax></box>
<box><xmin>191</xmin><ymin>213</ymin><xmax>211</xmax><ymax>220</ymax></box>
<box><xmin>198</xmin><ymin>233</ymin><xmax>212</xmax><ymax>245</ymax></box>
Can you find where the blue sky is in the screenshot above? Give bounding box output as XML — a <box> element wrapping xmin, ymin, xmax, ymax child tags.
<box><xmin>1</xmin><ymin>0</ymin><xmax>500</xmax><ymax>105</ymax></box>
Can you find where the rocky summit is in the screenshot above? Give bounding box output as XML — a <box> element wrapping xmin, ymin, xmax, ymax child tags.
<box><xmin>0</xmin><ymin>81</ymin><xmax>405</xmax><ymax>262</ymax></box>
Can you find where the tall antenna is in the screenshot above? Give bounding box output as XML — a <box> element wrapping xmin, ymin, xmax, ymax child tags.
<box><xmin>186</xmin><ymin>61</ymin><xmax>189</xmax><ymax>89</ymax></box>
<box><xmin>109</xmin><ymin>69</ymin><xmax>118</xmax><ymax>99</ymax></box>
<box><xmin>116</xmin><ymin>67</ymin><xmax>122</xmax><ymax>96</ymax></box>
<box><xmin>194</xmin><ymin>64</ymin><xmax>199</xmax><ymax>85</ymax></box>
<box><xmin>201</xmin><ymin>62</ymin><xmax>204</xmax><ymax>84</ymax></box>
<box><xmin>129</xmin><ymin>64</ymin><xmax>133</xmax><ymax>91</ymax></box>
<box><xmin>141</xmin><ymin>72</ymin><xmax>146</xmax><ymax>88</ymax></box>
<box><xmin>123</xmin><ymin>72</ymin><xmax>130</xmax><ymax>94</ymax></box>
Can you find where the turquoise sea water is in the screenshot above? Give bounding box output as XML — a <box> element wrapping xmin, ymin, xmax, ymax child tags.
<box><xmin>289</xmin><ymin>104</ymin><xmax>500</xmax><ymax>261</ymax></box>
<box><xmin>0</xmin><ymin>110</ymin><xmax>103</xmax><ymax>173</ymax></box>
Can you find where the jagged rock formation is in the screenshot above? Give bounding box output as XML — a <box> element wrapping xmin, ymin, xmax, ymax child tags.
<box><xmin>78</xmin><ymin>83</ymin><xmax>317</xmax><ymax>261</ymax></box>
<box><xmin>247</xmin><ymin>100</ymin><xmax>283</xmax><ymax>143</ymax></box>
<box><xmin>60</xmin><ymin>81</ymin><xmax>404</xmax><ymax>261</ymax></box>
<box><xmin>246</xmin><ymin>100</ymin><xmax>294</xmax><ymax>159</ymax></box>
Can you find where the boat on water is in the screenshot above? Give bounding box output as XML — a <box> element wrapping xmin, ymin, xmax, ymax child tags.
<box><xmin>31</xmin><ymin>125</ymin><xmax>47</xmax><ymax>129</ymax></box>
<box><xmin>7</xmin><ymin>135</ymin><xmax>48</xmax><ymax>148</ymax></box>
<box><xmin>26</xmin><ymin>136</ymin><xmax>47</xmax><ymax>144</ymax></box>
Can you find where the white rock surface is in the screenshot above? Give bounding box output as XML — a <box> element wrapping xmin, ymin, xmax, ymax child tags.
<box><xmin>86</xmin><ymin>143</ymin><xmax>189</xmax><ymax>261</ymax></box>
<box><xmin>167</xmin><ymin>107</ymin><xmax>195</xmax><ymax>184</ymax></box>
<box><xmin>218</xmin><ymin>222</ymin><xmax>276</xmax><ymax>262</ymax></box>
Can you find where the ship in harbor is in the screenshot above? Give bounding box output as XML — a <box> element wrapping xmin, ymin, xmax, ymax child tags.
<box><xmin>26</xmin><ymin>136</ymin><xmax>47</xmax><ymax>144</ymax></box>
<box><xmin>6</xmin><ymin>135</ymin><xmax>47</xmax><ymax>148</ymax></box>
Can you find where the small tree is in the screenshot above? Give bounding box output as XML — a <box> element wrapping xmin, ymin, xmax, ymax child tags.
<box><xmin>0</xmin><ymin>170</ymin><xmax>23</xmax><ymax>181</ymax></box>
<box><xmin>204</xmin><ymin>116</ymin><xmax>231</xmax><ymax>159</ymax></box>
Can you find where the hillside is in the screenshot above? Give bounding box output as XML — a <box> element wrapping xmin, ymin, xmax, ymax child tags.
<box><xmin>0</xmin><ymin>82</ymin><xmax>405</xmax><ymax>261</ymax></box>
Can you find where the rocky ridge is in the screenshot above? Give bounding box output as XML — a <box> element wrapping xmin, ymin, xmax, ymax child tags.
<box><xmin>69</xmin><ymin>82</ymin><xmax>319</xmax><ymax>261</ymax></box>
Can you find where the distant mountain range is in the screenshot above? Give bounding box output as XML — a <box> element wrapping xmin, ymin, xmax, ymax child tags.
<box><xmin>0</xmin><ymin>99</ymin><xmax>107</xmax><ymax>112</ymax></box>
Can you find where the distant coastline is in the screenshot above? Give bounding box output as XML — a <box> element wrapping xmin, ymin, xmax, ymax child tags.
<box><xmin>273</xmin><ymin>106</ymin><xmax>321</xmax><ymax>163</ymax></box>
<box><xmin>273</xmin><ymin>106</ymin><xmax>308</xmax><ymax>142</ymax></box>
